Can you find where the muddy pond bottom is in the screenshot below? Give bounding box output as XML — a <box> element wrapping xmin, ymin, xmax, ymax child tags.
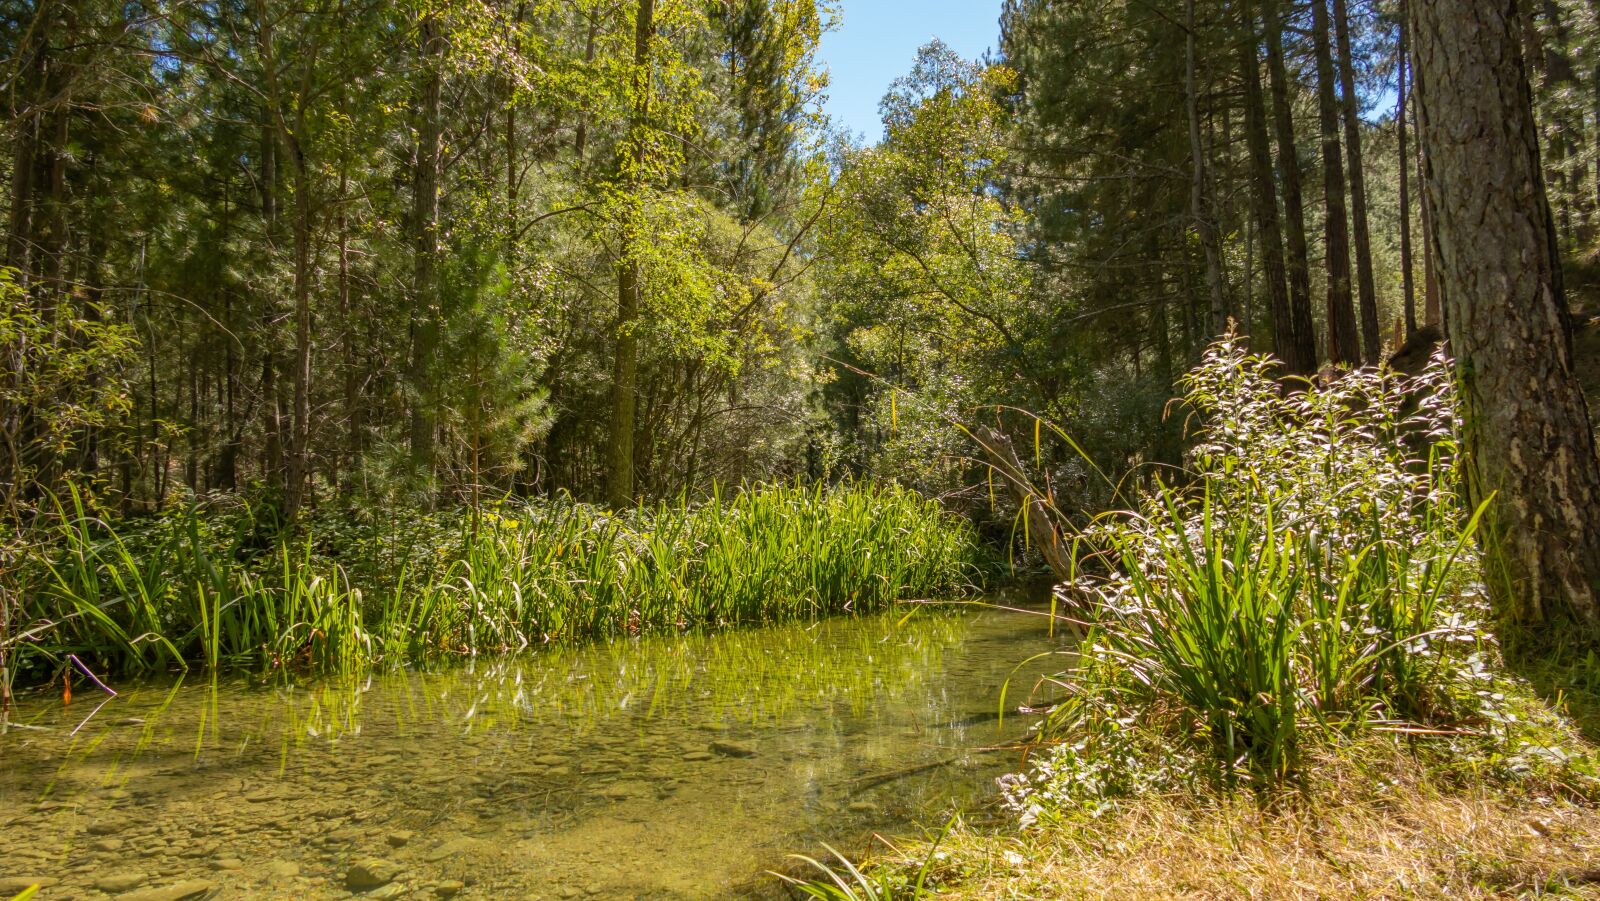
<box><xmin>0</xmin><ymin>602</ymin><xmax>1070</xmax><ymax>900</ymax></box>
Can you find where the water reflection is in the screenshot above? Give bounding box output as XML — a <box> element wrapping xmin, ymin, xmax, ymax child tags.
<box><xmin>0</xmin><ymin>603</ymin><xmax>1070</xmax><ymax>899</ymax></box>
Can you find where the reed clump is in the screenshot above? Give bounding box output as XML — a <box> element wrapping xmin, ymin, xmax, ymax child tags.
<box><xmin>1013</xmin><ymin>337</ymin><xmax>1596</xmax><ymax>808</ymax></box>
<box><xmin>7</xmin><ymin>482</ymin><xmax>980</xmax><ymax>682</ymax></box>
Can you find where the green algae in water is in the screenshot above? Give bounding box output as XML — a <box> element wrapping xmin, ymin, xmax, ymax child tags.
<box><xmin>0</xmin><ymin>604</ymin><xmax>1070</xmax><ymax>899</ymax></box>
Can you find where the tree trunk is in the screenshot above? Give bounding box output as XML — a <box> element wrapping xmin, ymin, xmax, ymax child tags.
<box><xmin>1333</xmin><ymin>0</ymin><xmax>1381</xmax><ymax>362</ymax></box>
<box><xmin>1263</xmin><ymin>0</ymin><xmax>1320</xmax><ymax>370</ymax></box>
<box><xmin>606</xmin><ymin>0</ymin><xmax>654</xmax><ymax>509</ymax></box>
<box><xmin>1239</xmin><ymin>3</ymin><xmax>1305</xmax><ymax>374</ymax></box>
<box><xmin>1410</xmin><ymin>0</ymin><xmax>1600</xmax><ymax>636</ymax></box>
<box><xmin>1312</xmin><ymin>0</ymin><xmax>1360</xmax><ymax>365</ymax></box>
<box><xmin>1185</xmin><ymin>0</ymin><xmax>1230</xmax><ymax>338</ymax></box>
<box><xmin>408</xmin><ymin>9</ymin><xmax>444</xmax><ymax>495</ymax></box>
<box><xmin>1398</xmin><ymin>5</ymin><xmax>1418</xmax><ymax>336</ymax></box>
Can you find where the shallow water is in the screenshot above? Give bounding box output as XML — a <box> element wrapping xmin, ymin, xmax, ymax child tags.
<box><xmin>0</xmin><ymin>601</ymin><xmax>1071</xmax><ymax>900</ymax></box>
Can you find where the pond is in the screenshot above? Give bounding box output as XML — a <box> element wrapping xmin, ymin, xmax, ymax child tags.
<box><xmin>0</xmin><ymin>598</ymin><xmax>1071</xmax><ymax>900</ymax></box>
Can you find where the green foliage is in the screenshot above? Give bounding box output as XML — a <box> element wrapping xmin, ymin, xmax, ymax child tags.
<box><xmin>1005</xmin><ymin>338</ymin><xmax>1569</xmax><ymax>813</ymax></box>
<box><xmin>11</xmin><ymin>483</ymin><xmax>979</xmax><ymax>679</ymax></box>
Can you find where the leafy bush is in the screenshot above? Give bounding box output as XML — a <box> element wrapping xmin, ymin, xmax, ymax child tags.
<box><xmin>1006</xmin><ymin>337</ymin><xmax>1524</xmax><ymax>813</ymax></box>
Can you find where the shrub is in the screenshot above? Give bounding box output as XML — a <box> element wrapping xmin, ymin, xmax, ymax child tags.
<box><xmin>1010</xmin><ymin>337</ymin><xmax>1505</xmax><ymax>809</ymax></box>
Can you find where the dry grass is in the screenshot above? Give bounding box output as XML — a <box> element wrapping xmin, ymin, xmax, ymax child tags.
<box><xmin>881</xmin><ymin>745</ymin><xmax>1600</xmax><ymax>900</ymax></box>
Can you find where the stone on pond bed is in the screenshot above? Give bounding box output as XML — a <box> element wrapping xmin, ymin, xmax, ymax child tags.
<box><xmin>709</xmin><ymin>740</ymin><xmax>756</xmax><ymax>759</ymax></box>
<box><xmin>118</xmin><ymin>881</ymin><xmax>216</xmax><ymax>901</ymax></box>
<box><xmin>346</xmin><ymin>857</ymin><xmax>403</xmax><ymax>891</ymax></box>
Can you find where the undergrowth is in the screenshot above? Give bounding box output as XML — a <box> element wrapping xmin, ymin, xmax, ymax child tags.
<box><xmin>791</xmin><ymin>338</ymin><xmax>1600</xmax><ymax>898</ymax></box>
<box><xmin>4</xmin><ymin>482</ymin><xmax>980</xmax><ymax>685</ymax></box>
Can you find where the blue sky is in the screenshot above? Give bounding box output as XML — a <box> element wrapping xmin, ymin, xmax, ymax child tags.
<box><xmin>817</xmin><ymin>0</ymin><xmax>1004</xmax><ymax>143</ymax></box>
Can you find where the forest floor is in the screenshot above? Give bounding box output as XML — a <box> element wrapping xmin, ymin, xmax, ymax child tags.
<box><xmin>852</xmin><ymin>655</ymin><xmax>1600</xmax><ymax>900</ymax></box>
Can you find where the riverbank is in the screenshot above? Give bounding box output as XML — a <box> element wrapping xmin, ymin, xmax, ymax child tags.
<box><xmin>786</xmin><ymin>341</ymin><xmax>1600</xmax><ymax>900</ymax></box>
<box><xmin>3</xmin><ymin>483</ymin><xmax>982</xmax><ymax>694</ymax></box>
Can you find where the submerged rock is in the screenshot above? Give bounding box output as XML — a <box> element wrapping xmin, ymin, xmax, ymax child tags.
<box><xmin>709</xmin><ymin>741</ymin><xmax>756</xmax><ymax>759</ymax></box>
<box><xmin>434</xmin><ymin>879</ymin><xmax>466</xmax><ymax>897</ymax></box>
<box><xmin>346</xmin><ymin>858</ymin><xmax>403</xmax><ymax>891</ymax></box>
<box><xmin>0</xmin><ymin>878</ymin><xmax>59</xmax><ymax>894</ymax></box>
<box><xmin>118</xmin><ymin>881</ymin><xmax>216</xmax><ymax>901</ymax></box>
<box><xmin>94</xmin><ymin>872</ymin><xmax>148</xmax><ymax>893</ymax></box>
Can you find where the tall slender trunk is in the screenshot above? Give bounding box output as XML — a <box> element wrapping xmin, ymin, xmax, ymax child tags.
<box><xmin>1417</xmin><ymin>89</ymin><xmax>1441</xmax><ymax>327</ymax></box>
<box><xmin>1239</xmin><ymin>2</ymin><xmax>1305</xmax><ymax>374</ymax></box>
<box><xmin>408</xmin><ymin>10</ymin><xmax>444</xmax><ymax>496</ymax></box>
<box><xmin>1263</xmin><ymin>0</ymin><xmax>1319</xmax><ymax>369</ymax></box>
<box><xmin>1398</xmin><ymin>5</ymin><xmax>1417</xmax><ymax>336</ymax></box>
<box><xmin>1332</xmin><ymin>0</ymin><xmax>1381</xmax><ymax>362</ymax></box>
<box><xmin>1312</xmin><ymin>0</ymin><xmax>1360</xmax><ymax>365</ymax></box>
<box><xmin>1411</xmin><ymin>0</ymin><xmax>1600</xmax><ymax>638</ymax></box>
<box><xmin>1185</xmin><ymin>0</ymin><xmax>1229</xmax><ymax>338</ymax></box>
<box><xmin>606</xmin><ymin>0</ymin><xmax>655</xmax><ymax>509</ymax></box>
<box><xmin>258</xmin><ymin>0</ymin><xmax>314</xmax><ymax>519</ymax></box>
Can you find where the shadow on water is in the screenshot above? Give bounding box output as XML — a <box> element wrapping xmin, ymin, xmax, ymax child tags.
<box><xmin>0</xmin><ymin>595</ymin><xmax>1074</xmax><ymax>899</ymax></box>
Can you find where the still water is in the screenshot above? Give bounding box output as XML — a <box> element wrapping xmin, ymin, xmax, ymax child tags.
<box><xmin>0</xmin><ymin>601</ymin><xmax>1070</xmax><ymax>900</ymax></box>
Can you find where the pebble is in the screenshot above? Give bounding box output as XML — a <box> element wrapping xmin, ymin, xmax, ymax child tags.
<box><xmin>386</xmin><ymin>830</ymin><xmax>415</xmax><ymax>848</ymax></box>
<box><xmin>709</xmin><ymin>740</ymin><xmax>757</xmax><ymax>759</ymax></box>
<box><xmin>94</xmin><ymin>872</ymin><xmax>148</xmax><ymax>893</ymax></box>
<box><xmin>266</xmin><ymin>860</ymin><xmax>301</xmax><ymax>879</ymax></box>
<box><xmin>119</xmin><ymin>881</ymin><xmax>218</xmax><ymax>901</ymax></box>
<box><xmin>0</xmin><ymin>878</ymin><xmax>58</xmax><ymax>894</ymax></box>
<box><xmin>435</xmin><ymin>880</ymin><xmax>466</xmax><ymax>898</ymax></box>
<box><xmin>346</xmin><ymin>858</ymin><xmax>403</xmax><ymax>891</ymax></box>
<box><xmin>424</xmin><ymin>837</ymin><xmax>479</xmax><ymax>863</ymax></box>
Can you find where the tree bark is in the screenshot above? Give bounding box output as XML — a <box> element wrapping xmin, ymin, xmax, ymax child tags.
<box><xmin>1410</xmin><ymin>0</ymin><xmax>1600</xmax><ymax>636</ymax></box>
<box><xmin>1263</xmin><ymin>0</ymin><xmax>1320</xmax><ymax>370</ymax></box>
<box><xmin>1398</xmin><ymin>5</ymin><xmax>1418</xmax><ymax>336</ymax></box>
<box><xmin>1239</xmin><ymin>3</ymin><xmax>1306</xmax><ymax>374</ymax></box>
<box><xmin>408</xmin><ymin>9</ymin><xmax>444</xmax><ymax>496</ymax></box>
<box><xmin>1312</xmin><ymin>0</ymin><xmax>1360</xmax><ymax>366</ymax></box>
<box><xmin>606</xmin><ymin>0</ymin><xmax>655</xmax><ymax>509</ymax></box>
<box><xmin>1332</xmin><ymin>0</ymin><xmax>1381</xmax><ymax>362</ymax></box>
<box><xmin>1185</xmin><ymin>0</ymin><xmax>1230</xmax><ymax>338</ymax></box>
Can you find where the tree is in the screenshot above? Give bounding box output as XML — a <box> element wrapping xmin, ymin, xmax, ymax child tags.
<box><xmin>1261</xmin><ymin>0</ymin><xmax>1320</xmax><ymax>373</ymax></box>
<box><xmin>1333</xmin><ymin>0</ymin><xmax>1382</xmax><ymax>362</ymax></box>
<box><xmin>1311</xmin><ymin>0</ymin><xmax>1360</xmax><ymax>366</ymax></box>
<box><xmin>1411</xmin><ymin>0</ymin><xmax>1600</xmax><ymax>635</ymax></box>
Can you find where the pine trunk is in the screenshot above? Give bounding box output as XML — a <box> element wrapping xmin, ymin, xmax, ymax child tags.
<box><xmin>1411</xmin><ymin>0</ymin><xmax>1600</xmax><ymax>636</ymax></box>
<box><xmin>606</xmin><ymin>0</ymin><xmax>655</xmax><ymax>509</ymax></box>
<box><xmin>1263</xmin><ymin>0</ymin><xmax>1320</xmax><ymax>370</ymax></box>
<box><xmin>1333</xmin><ymin>0</ymin><xmax>1381</xmax><ymax>362</ymax></box>
<box><xmin>1312</xmin><ymin>0</ymin><xmax>1360</xmax><ymax>366</ymax></box>
<box><xmin>1239</xmin><ymin>3</ymin><xmax>1305</xmax><ymax>374</ymax></box>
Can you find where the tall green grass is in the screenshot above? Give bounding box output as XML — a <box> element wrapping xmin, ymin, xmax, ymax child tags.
<box><xmin>10</xmin><ymin>483</ymin><xmax>980</xmax><ymax>681</ymax></box>
<box><xmin>1015</xmin><ymin>336</ymin><xmax>1495</xmax><ymax>800</ymax></box>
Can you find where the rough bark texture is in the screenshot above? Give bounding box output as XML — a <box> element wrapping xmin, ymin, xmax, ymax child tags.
<box><xmin>1312</xmin><ymin>0</ymin><xmax>1360</xmax><ymax>366</ymax></box>
<box><xmin>1239</xmin><ymin>5</ymin><xmax>1306</xmax><ymax>374</ymax></box>
<box><xmin>1264</xmin><ymin>0</ymin><xmax>1320</xmax><ymax>370</ymax></box>
<box><xmin>606</xmin><ymin>0</ymin><xmax>654</xmax><ymax>509</ymax></box>
<box><xmin>1398</xmin><ymin>5</ymin><xmax>1418</xmax><ymax>335</ymax></box>
<box><xmin>1333</xmin><ymin>0</ymin><xmax>1382</xmax><ymax>362</ymax></box>
<box><xmin>1186</xmin><ymin>0</ymin><xmax>1230</xmax><ymax>338</ymax></box>
<box><xmin>408</xmin><ymin>11</ymin><xmax>444</xmax><ymax>493</ymax></box>
<box><xmin>1411</xmin><ymin>0</ymin><xmax>1600</xmax><ymax>635</ymax></box>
